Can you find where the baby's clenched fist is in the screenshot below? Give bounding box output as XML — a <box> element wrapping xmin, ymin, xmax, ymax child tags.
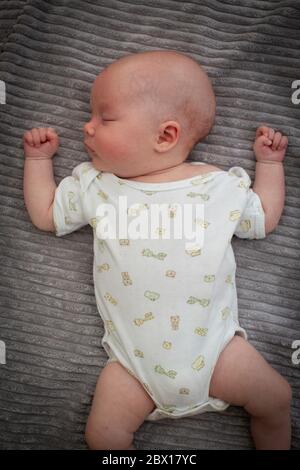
<box><xmin>23</xmin><ymin>127</ymin><xmax>59</xmax><ymax>160</ymax></box>
<box><xmin>253</xmin><ymin>125</ymin><xmax>288</xmax><ymax>164</ymax></box>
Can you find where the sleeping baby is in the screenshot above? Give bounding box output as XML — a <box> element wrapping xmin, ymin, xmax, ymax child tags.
<box><xmin>23</xmin><ymin>50</ymin><xmax>292</xmax><ymax>450</ymax></box>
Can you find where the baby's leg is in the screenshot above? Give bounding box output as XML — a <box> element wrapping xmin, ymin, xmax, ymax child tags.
<box><xmin>85</xmin><ymin>362</ymin><xmax>155</xmax><ymax>450</ymax></box>
<box><xmin>209</xmin><ymin>335</ymin><xmax>292</xmax><ymax>449</ymax></box>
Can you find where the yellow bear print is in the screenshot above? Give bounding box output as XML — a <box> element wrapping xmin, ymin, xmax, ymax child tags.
<box><xmin>97</xmin><ymin>263</ymin><xmax>110</xmax><ymax>272</ymax></box>
<box><xmin>134</xmin><ymin>349</ymin><xmax>144</xmax><ymax>358</ymax></box>
<box><xmin>229</xmin><ymin>210</ymin><xmax>241</xmax><ymax>221</ymax></box>
<box><xmin>134</xmin><ymin>312</ymin><xmax>155</xmax><ymax>327</ymax></box>
<box><xmin>191</xmin><ymin>355</ymin><xmax>205</xmax><ymax>371</ymax></box>
<box><xmin>105</xmin><ymin>320</ymin><xmax>116</xmax><ymax>334</ymax></box>
<box><xmin>104</xmin><ymin>292</ymin><xmax>118</xmax><ymax>306</ymax></box>
<box><xmin>195</xmin><ymin>218</ymin><xmax>210</xmax><ymax>229</ymax></box>
<box><xmin>166</xmin><ymin>270</ymin><xmax>176</xmax><ymax>278</ymax></box>
<box><xmin>238</xmin><ymin>180</ymin><xmax>248</xmax><ymax>189</ymax></box>
<box><xmin>239</xmin><ymin>219</ymin><xmax>251</xmax><ymax>233</ymax></box>
<box><xmin>97</xmin><ymin>190</ymin><xmax>108</xmax><ymax>201</ymax></box>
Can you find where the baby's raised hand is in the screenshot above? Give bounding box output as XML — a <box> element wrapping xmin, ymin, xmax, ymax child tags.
<box><xmin>23</xmin><ymin>127</ymin><xmax>59</xmax><ymax>160</ymax></box>
<box><xmin>253</xmin><ymin>126</ymin><xmax>288</xmax><ymax>164</ymax></box>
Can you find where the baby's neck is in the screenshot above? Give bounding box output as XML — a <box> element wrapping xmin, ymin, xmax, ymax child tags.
<box><xmin>126</xmin><ymin>162</ymin><xmax>192</xmax><ymax>183</ymax></box>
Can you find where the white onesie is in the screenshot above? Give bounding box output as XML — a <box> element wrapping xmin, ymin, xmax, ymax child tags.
<box><xmin>53</xmin><ymin>161</ymin><xmax>265</xmax><ymax>421</ymax></box>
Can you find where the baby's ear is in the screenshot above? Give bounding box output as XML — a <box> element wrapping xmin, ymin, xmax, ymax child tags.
<box><xmin>154</xmin><ymin>121</ymin><xmax>180</xmax><ymax>152</ymax></box>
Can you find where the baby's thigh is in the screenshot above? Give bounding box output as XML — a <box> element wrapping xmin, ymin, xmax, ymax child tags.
<box><xmin>86</xmin><ymin>362</ymin><xmax>155</xmax><ymax>442</ymax></box>
<box><xmin>209</xmin><ymin>335</ymin><xmax>291</xmax><ymax>416</ymax></box>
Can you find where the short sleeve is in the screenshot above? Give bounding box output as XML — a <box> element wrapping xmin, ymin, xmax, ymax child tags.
<box><xmin>53</xmin><ymin>162</ymin><xmax>99</xmax><ymax>237</ymax></box>
<box><xmin>228</xmin><ymin>167</ymin><xmax>266</xmax><ymax>240</ymax></box>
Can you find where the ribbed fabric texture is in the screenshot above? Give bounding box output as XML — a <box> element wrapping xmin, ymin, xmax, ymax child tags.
<box><xmin>0</xmin><ymin>0</ymin><xmax>299</xmax><ymax>450</ymax></box>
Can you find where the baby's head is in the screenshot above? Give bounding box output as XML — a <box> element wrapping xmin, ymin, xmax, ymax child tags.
<box><xmin>84</xmin><ymin>50</ymin><xmax>215</xmax><ymax>178</ymax></box>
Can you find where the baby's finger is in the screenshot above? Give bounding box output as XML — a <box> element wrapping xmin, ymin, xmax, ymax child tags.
<box><xmin>268</xmin><ymin>128</ymin><xmax>275</xmax><ymax>141</ymax></box>
<box><xmin>46</xmin><ymin>128</ymin><xmax>57</xmax><ymax>140</ymax></box>
<box><xmin>278</xmin><ymin>135</ymin><xmax>288</xmax><ymax>151</ymax></box>
<box><xmin>31</xmin><ymin>128</ymin><xmax>41</xmax><ymax>147</ymax></box>
<box><xmin>23</xmin><ymin>131</ymin><xmax>34</xmax><ymax>146</ymax></box>
<box><xmin>255</xmin><ymin>126</ymin><xmax>269</xmax><ymax>139</ymax></box>
<box><xmin>257</xmin><ymin>134</ymin><xmax>272</xmax><ymax>146</ymax></box>
<box><xmin>39</xmin><ymin>127</ymin><xmax>47</xmax><ymax>143</ymax></box>
<box><xmin>272</xmin><ymin>131</ymin><xmax>282</xmax><ymax>150</ymax></box>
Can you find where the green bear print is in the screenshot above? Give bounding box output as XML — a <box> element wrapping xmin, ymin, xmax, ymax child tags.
<box><xmin>185</xmin><ymin>247</ymin><xmax>201</xmax><ymax>257</ymax></box>
<box><xmin>141</xmin><ymin>190</ymin><xmax>157</xmax><ymax>196</ymax></box>
<box><xmin>187</xmin><ymin>297</ymin><xmax>210</xmax><ymax>307</ymax></box>
<box><xmin>179</xmin><ymin>388</ymin><xmax>190</xmax><ymax>395</ymax></box>
<box><xmin>194</xmin><ymin>327</ymin><xmax>208</xmax><ymax>336</ymax></box>
<box><xmin>133</xmin><ymin>312</ymin><xmax>155</xmax><ymax>327</ymax></box>
<box><xmin>221</xmin><ymin>307</ymin><xmax>231</xmax><ymax>320</ymax></box>
<box><xmin>204</xmin><ymin>275</ymin><xmax>215</xmax><ymax>283</ymax></box>
<box><xmin>154</xmin><ymin>364</ymin><xmax>177</xmax><ymax>379</ymax></box>
<box><xmin>144</xmin><ymin>290</ymin><xmax>160</xmax><ymax>301</ymax></box>
<box><xmin>225</xmin><ymin>275</ymin><xmax>234</xmax><ymax>285</ymax></box>
<box><xmin>142</xmin><ymin>248</ymin><xmax>167</xmax><ymax>261</ymax></box>
<box><xmin>187</xmin><ymin>192</ymin><xmax>210</xmax><ymax>201</ymax></box>
<box><xmin>65</xmin><ymin>216</ymin><xmax>73</xmax><ymax>225</ymax></box>
<box><xmin>161</xmin><ymin>405</ymin><xmax>177</xmax><ymax>413</ymax></box>
<box><xmin>67</xmin><ymin>191</ymin><xmax>77</xmax><ymax>211</ymax></box>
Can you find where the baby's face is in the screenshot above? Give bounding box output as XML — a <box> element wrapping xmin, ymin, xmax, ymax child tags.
<box><xmin>83</xmin><ymin>51</ymin><xmax>216</xmax><ymax>178</ymax></box>
<box><xmin>83</xmin><ymin>64</ymin><xmax>158</xmax><ymax>178</ymax></box>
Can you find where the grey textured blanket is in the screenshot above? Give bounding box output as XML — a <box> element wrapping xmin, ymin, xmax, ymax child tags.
<box><xmin>0</xmin><ymin>0</ymin><xmax>299</xmax><ymax>450</ymax></box>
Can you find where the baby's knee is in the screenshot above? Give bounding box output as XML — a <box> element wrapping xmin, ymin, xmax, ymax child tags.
<box><xmin>263</xmin><ymin>375</ymin><xmax>292</xmax><ymax>419</ymax></box>
<box><xmin>275</xmin><ymin>378</ymin><xmax>293</xmax><ymax>413</ymax></box>
<box><xmin>85</xmin><ymin>420</ymin><xmax>134</xmax><ymax>450</ymax></box>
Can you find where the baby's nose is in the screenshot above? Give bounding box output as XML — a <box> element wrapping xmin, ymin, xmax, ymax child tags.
<box><xmin>83</xmin><ymin>121</ymin><xmax>95</xmax><ymax>137</ymax></box>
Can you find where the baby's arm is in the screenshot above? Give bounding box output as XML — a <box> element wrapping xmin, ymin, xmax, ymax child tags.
<box><xmin>252</xmin><ymin>126</ymin><xmax>288</xmax><ymax>234</ymax></box>
<box><xmin>23</xmin><ymin>127</ymin><xmax>59</xmax><ymax>232</ymax></box>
